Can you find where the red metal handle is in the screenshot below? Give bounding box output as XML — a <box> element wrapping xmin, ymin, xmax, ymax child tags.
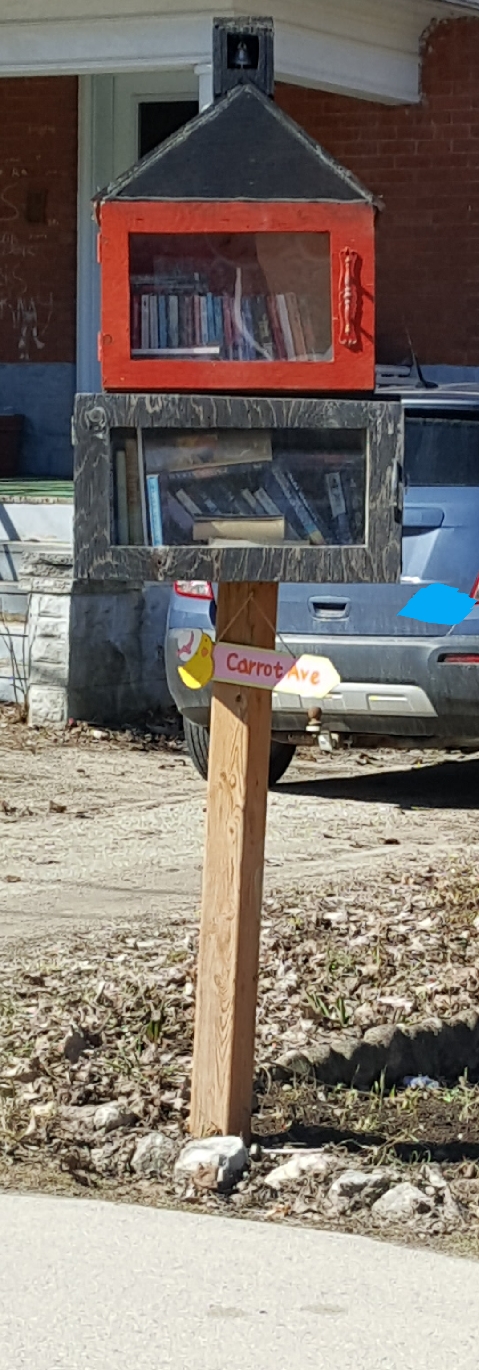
<box><xmin>339</xmin><ymin>247</ymin><xmax>360</xmax><ymax>349</ymax></box>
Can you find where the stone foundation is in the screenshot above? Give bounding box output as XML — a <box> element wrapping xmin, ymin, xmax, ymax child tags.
<box><xmin>21</xmin><ymin>552</ymin><xmax>173</xmax><ymax>728</ymax></box>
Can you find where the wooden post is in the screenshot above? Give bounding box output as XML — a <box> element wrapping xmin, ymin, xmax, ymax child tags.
<box><xmin>189</xmin><ymin>580</ymin><xmax>278</xmax><ymax>1143</ymax></box>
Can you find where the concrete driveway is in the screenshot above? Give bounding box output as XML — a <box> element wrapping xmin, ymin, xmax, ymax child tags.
<box><xmin>1</xmin><ymin>1194</ymin><xmax>477</xmax><ymax>1369</ymax></box>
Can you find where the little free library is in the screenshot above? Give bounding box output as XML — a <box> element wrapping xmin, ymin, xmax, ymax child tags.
<box><xmin>73</xmin><ymin>16</ymin><xmax>404</xmax><ymax>1140</ymax></box>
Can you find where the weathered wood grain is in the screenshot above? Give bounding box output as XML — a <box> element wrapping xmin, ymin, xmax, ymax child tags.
<box><xmin>189</xmin><ymin>581</ymin><xmax>278</xmax><ymax>1142</ymax></box>
<box><xmin>73</xmin><ymin>392</ymin><xmax>403</xmax><ymax>585</ymax></box>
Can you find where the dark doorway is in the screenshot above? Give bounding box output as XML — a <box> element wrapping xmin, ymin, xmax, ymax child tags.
<box><xmin>138</xmin><ymin>101</ymin><xmax>199</xmax><ymax>159</ymax></box>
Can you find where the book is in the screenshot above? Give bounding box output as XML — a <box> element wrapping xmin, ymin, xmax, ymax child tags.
<box><xmin>149</xmin><ymin>294</ymin><xmax>159</xmax><ymax>350</ymax></box>
<box><xmin>193</xmin><ymin>294</ymin><xmax>202</xmax><ymax>347</ymax></box>
<box><xmin>232</xmin><ymin>293</ymin><xmax>245</xmax><ymax>360</ymax></box>
<box><xmin>206</xmin><ymin>293</ymin><xmax>216</xmax><ymax>345</ymax></box>
<box><xmin>247</xmin><ymin>487</ymin><xmax>300</xmax><ymax>541</ymax></box>
<box><xmin>285</xmin><ymin>292</ymin><xmax>307</xmax><ymax>359</ymax></box>
<box><xmin>222</xmin><ymin>294</ymin><xmax>234</xmax><ymax>360</ymax></box>
<box><xmin>141</xmin><ymin>295</ymin><xmax>150</xmax><ymax>352</ymax></box>
<box><xmin>298</xmin><ymin>296</ymin><xmax>317</xmax><ymax>358</ymax></box>
<box><xmin>164</xmin><ymin>493</ymin><xmax>194</xmax><ymax>538</ymax></box>
<box><xmin>266</xmin><ymin>295</ymin><xmax>287</xmax><ymax>360</ymax></box>
<box><xmin>192</xmin><ymin>516</ymin><xmax>285</xmax><ymax>545</ymax></box>
<box><xmin>115</xmin><ymin>449</ymin><xmax>129</xmax><ymax>545</ymax></box>
<box><xmin>275</xmin><ymin>294</ymin><xmax>296</xmax><ymax>360</ymax></box>
<box><xmin>242</xmin><ymin>298</ymin><xmax>257</xmax><ymax>359</ymax></box>
<box><xmin>146</xmin><ymin>474</ymin><xmax>163</xmax><ymax>546</ymax></box>
<box><xmin>325</xmin><ymin>471</ymin><xmax>352</xmax><ymax>543</ymax></box>
<box><xmin>213</xmin><ymin>296</ymin><xmax>224</xmax><ymax>353</ymax></box>
<box><xmin>325</xmin><ymin>470</ymin><xmax>346</xmax><ymax>519</ymax></box>
<box><xmin>176</xmin><ymin>488</ymin><xmax>202</xmax><ymax>518</ymax></box>
<box><xmin>167</xmin><ymin>295</ymin><xmax>179</xmax><ymax>349</ymax></box>
<box><xmin>199</xmin><ymin>296</ymin><xmax>208</xmax><ymax>346</ymax></box>
<box><xmin>178</xmin><ymin>294</ymin><xmax>188</xmax><ymax>349</ymax></box>
<box><xmin>125</xmin><ymin>437</ymin><xmax>144</xmax><ymax>545</ymax></box>
<box><xmin>136</xmin><ymin>427</ymin><xmax>148</xmax><ymax>543</ymax></box>
<box><xmin>252</xmin><ymin>296</ymin><xmax>274</xmax><ymax>359</ymax></box>
<box><xmin>241</xmin><ymin>487</ymin><xmax>264</xmax><ymax>513</ymax></box>
<box><xmin>261</xmin><ymin>471</ymin><xmax>305</xmax><ymax>540</ymax></box>
<box><xmin>286</xmin><ymin>467</ymin><xmax>330</xmax><ymax>541</ymax></box>
<box><xmin>158</xmin><ymin>295</ymin><xmax>168</xmax><ymax>349</ymax></box>
<box><xmin>144</xmin><ymin>431</ymin><xmax>272</xmax><ymax>474</ymax></box>
<box><xmin>184</xmin><ymin>295</ymin><xmax>194</xmax><ymax>349</ymax></box>
<box><xmin>273</xmin><ymin>468</ymin><xmax>325</xmax><ymax>544</ymax></box>
<box><xmin>254</xmin><ymin>486</ymin><xmax>283</xmax><ymax>518</ymax></box>
<box><xmin>131</xmin><ymin>295</ymin><xmax>140</xmax><ymax>351</ymax></box>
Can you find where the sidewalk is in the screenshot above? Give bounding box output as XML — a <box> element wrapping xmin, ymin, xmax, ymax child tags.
<box><xmin>0</xmin><ymin>1194</ymin><xmax>478</xmax><ymax>1369</ymax></box>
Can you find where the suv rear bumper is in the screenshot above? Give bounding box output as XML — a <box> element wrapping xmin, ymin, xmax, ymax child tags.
<box><xmin>166</xmin><ymin>630</ymin><xmax>479</xmax><ymax>744</ymax></box>
<box><xmin>322</xmin><ymin>680</ymin><xmax>435</xmax><ymax>719</ymax></box>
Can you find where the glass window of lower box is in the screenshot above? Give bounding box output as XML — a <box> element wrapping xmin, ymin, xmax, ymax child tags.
<box><xmin>111</xmin><ymin>427</ymin><xmax>367</xmax><ymax>548</ymax></box>
<box><xmin>129</xmin><ymin>232</ymin><xmax>332</xmax><ymax>363</ymax></box>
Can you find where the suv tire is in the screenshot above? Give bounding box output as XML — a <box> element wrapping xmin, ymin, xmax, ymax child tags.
<box><xmin>183</xmin><ymin>718</ymin><xmax>296</xmax><ymax>787</ymax></box>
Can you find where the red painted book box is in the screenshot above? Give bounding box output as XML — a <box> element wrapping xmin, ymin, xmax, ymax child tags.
<box><xmin>96</xmin><ymin>83</ymin><xmax>377</xmax><ymax>394</ymax></box>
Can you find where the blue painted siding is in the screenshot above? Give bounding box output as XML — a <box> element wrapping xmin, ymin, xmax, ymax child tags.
<box><xmin>0</xmin><ymin>363</ymin><xmax>75</xmax><ymax>478</ymax></box>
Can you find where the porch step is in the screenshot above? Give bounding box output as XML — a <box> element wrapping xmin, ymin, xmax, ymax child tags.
<box><xmin>0</xmin><ymin>540</ymin><xmax>71</xmax><ymax>583</ymax></box>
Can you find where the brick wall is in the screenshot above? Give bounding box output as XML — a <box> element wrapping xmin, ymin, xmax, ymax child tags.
<box><xmin>277</xmin><ymin>17</ymin><xmax>479</xmax><ymax>368</ymax></box>
<box><xmin>0</xmin><ymin>18</ymin><xmax>477</xmax><ymax>375</ymax></box>
<box><xmin>0</xmin><ymin>77</ymin><xmax>77</xmax><ymax>365</ymax></box>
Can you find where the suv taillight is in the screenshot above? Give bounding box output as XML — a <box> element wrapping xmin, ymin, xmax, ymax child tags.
<box><xmin>174</xmin><ymin>580</ymin><xmax>213</xmax><ymax>601</ymax></box>
<box><xmin>471</xmin><ymin>573</ymin><xmax>479</xmax><ymax>601</ymax></box>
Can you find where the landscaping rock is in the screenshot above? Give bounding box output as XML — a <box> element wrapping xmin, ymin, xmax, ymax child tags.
<box><xmin>421</xmin><ymin>1162</ymin><xmax>447</xmax><ymax>1191</ymax></box>
<box><xmin>328</xmin><ymin>1169</ymin><xmax>391</xmax><ymax>1208</ymax></box>
<box><xmin>175</xmin><ymin>1136</ymin><xmax>248</xmax><ymax>1190</ymax></box>
<box><xmin>441</xmin><ymin>1188</ymin><xmax>464</xmax><ymax>1224</ymax></box>
<box><xmin>59</xmin><ymin>1104</ymin><xmax>97</xmax><ymax>1136</ymax></box>
<box><xmin>93</xmin><ymin>1102</ymin><xmax>137</xmax><ymax>1134</ymax></box>
<box><xmin>372</xmin><ymin>1183</ymin><xmax>433</xmax><ymax>1222</ymax></box>
<box><xmin>264</xmin><ymin>1150</ymin><xmax>335</xmax><ymax>1189</ymax></box>
<box><xmin>131</xmin><ymin>1132</ymin><xmax>170</xmax><ymax>1179</ymax></box>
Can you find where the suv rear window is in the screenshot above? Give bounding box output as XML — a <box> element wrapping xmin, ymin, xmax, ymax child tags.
<box><xmin>405</xmin><ymin>411</ymin><xmax>479</xmax><ymax>487</ymax></box>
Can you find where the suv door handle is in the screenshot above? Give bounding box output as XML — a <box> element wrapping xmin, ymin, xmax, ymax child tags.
<box><xmin>309</xmin><ymin>596</ymin><xmax>351</xmax><ymax>619</ymax></box>
<box><xmin>403</xmin><ymin>506</ymin><xmax>444</xmax><ymax>529</ymax></box>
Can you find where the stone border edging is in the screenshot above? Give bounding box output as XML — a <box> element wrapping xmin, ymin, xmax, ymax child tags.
<box><xmin>273</xmin><ymin>1012</ymin><xmax>479</xmax><ymax>1089</ymax></box>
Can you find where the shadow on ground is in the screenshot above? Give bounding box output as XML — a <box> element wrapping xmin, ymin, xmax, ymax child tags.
<box><xmin>255</xmin><ymin>1120</ymin><xmax>479</xmax><ymax>1165</ymax></box>
<box><xmin>279</xmin><ymin>757</ymin><xmax>479</xmax><ymax>810</ymax></box>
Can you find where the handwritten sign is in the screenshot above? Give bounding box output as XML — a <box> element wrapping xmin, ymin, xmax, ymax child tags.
<box><xmin>176</xmin><ymin>631</ymin><xmax>340</xmax><ymax>699</ymax></box>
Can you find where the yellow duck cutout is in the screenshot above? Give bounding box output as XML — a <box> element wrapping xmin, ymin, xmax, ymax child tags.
<box><xmin>178</xmin><ymin>631</ymin><xmax>215</xmax><ymax>690</ymax></box>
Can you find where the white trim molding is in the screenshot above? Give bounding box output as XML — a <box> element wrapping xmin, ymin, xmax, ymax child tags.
<box><xmin>0</xmin><ymin>0</ymin><xmax>477</xmax><ymax>102</ymax></box>
<box><xmin>76</xmin><ymin>68</ymin><xmax>202</xmax><ymax>392</ymax></box>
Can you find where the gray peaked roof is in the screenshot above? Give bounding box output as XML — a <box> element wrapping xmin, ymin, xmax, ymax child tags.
<box><xmin>96</xmin><ymin>83</ymin><xmax>375</xmax><ymax>205</ymax></box>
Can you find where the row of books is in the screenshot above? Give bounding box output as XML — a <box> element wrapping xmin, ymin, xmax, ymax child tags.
<box><xmin>143</xmin><ymin>466</ymin><xmax>360</xmax><ymax>548</ymax></box>
<box><xmin>131</xmin><ymin>290</ymin><xmax>327</xmax><ymax>361</ymax></box>
<box><xmin>113</xmin><ymin>438</ymin><xmax>363</xmax><ymax>549</ymax></box>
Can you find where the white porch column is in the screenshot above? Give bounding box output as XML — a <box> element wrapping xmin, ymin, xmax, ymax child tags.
<box><xmin>195</xmin><ymin>62</ymin><xmax>213</xmax><ymax>111</ymax></box>
<box><xmin>76</xmin><ymin>75</ymin><xmax>115</xmax><ymax>394</ymax></box>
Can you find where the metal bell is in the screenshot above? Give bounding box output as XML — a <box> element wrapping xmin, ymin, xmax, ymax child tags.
<box><xmin>232</xmin><ymin>40</ymin><xmax>251</xmax><ymax>69</ymax></box>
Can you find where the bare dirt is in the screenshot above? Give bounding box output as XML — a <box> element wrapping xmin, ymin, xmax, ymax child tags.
<box><xmin>2</xmin><ymin>707</ymin><xmax>479</xmax><ymax>1256</ymax></box>
<box><xmin>0</xmin><ymin>708</ymin><xmax>477</xmax><ymax>946</ymax></box>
